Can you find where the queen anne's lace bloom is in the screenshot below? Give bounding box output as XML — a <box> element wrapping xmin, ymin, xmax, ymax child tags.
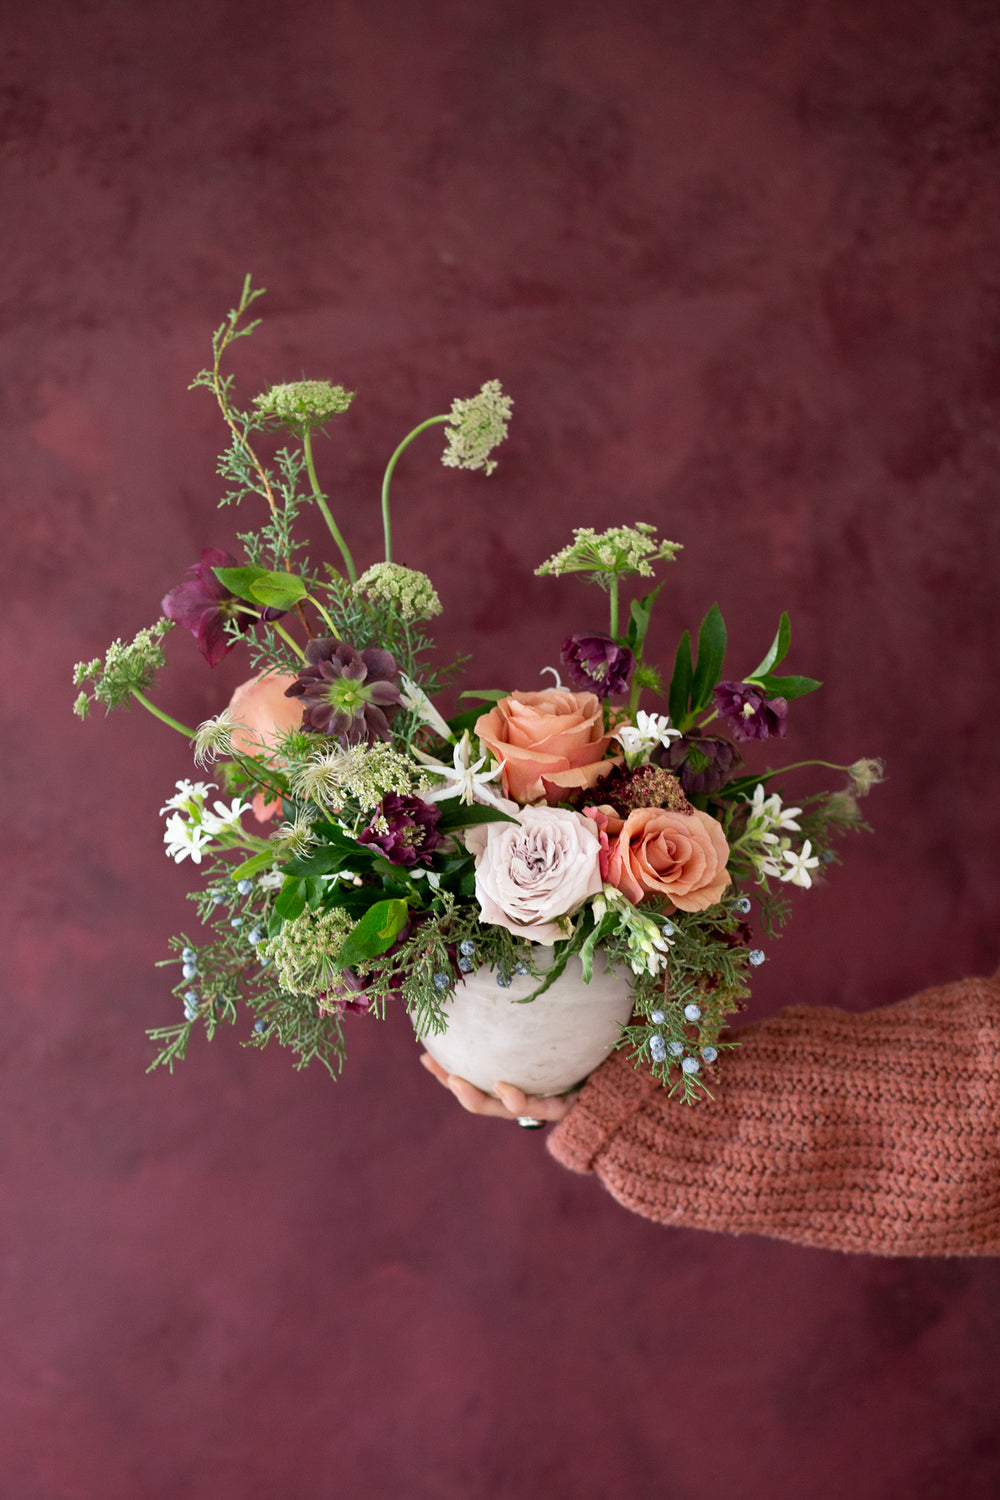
<box><xmin>441</xmin><ymin>380</ymin><xmax>512</xmax><ymax>475</ymax></box>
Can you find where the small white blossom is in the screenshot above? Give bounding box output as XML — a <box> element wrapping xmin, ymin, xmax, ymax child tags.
<box><xmin>615</xmin><ymin>710</ymin><xmax>682</xmax><ymax>767</ymax></box>
<box><xmin>779</xmin><ymin>840</ymin><xmax>821</xmax><ymax>889</ymax></box>
<box><xmin>200</xmin><ymin>796</ymin><xmax>252</xmax><ymax>835</ymax></box>
<box><xmin>399</xmin><ymin>674</ymin><xmax>454</xmax><ymax>744</ymax></box>
<box><xmin>743</xmin><ymin>783</ymin><xmax>802</xmax><ymax>835</ymax></box>
<box><xmin>159</xmin><ymin>780</ymin><xmax>216</xmax><ymax>815</ymax></box>
<box><xmin>163</xmin><ymin>813</ymin><xmax>214</xmax><ymax>865</ymax></box>
<box><xmin>415</xmin><ymin>730</ymin><xmax>508</xmax><ymax>808</ymax></box>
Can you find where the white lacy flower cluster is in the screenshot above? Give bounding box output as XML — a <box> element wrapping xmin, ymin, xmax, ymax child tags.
<box><xmin>159</xmin><ymin>780</ymin><xmax>251</xmax><ymax>864</ymax></box>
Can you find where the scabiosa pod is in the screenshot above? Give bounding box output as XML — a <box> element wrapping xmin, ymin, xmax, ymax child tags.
<box><xmin>253</xmin><ymin>380</ymin><xmax>355</xmax><ymax>434</ymax></box>
<box><xmin>355</xmin><ymin>563</ymin><xmax>442</xmax><ymax>622</ymax></box>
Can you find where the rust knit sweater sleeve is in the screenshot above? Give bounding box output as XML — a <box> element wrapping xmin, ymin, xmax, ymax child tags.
<box><xmin>547</xmin><ymin>973</ymin><xmax>1000</xmax><ymax>1256</ymax></box>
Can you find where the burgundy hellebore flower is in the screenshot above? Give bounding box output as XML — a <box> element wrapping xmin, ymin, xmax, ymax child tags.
<box><xmin>712</xmin><ymin>681</ymin><xmax>788</xmax><ymax>742</ymax></box>
<box><xmin>358</xmin><ymin>794</ymin><xmax>444</xmax><ymax>867</ymax></box>
<box><xmin>284</xmin><ymin>636</ymin><xmax>402</xmax><ymax>743</ymax></box>
<box><xmin>656</xmin><ymin>734</ymin><xmax>743</xmax><ymax>797</ymax></box>
<box><xmin>162</xmin><ymin>547</ymin><xmax>282</xmax><ymax>667</ymax></box>
<box><xmin>561</xmin><ymin>631</ymin><xmax>635</xmax><ymax>699</ymax></box>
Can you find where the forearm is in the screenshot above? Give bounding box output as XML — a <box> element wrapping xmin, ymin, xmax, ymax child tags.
<box><xmin>547</xmin><ymin>972</ymin><xmax>1000</xmax><ymax>1257</ymax></box>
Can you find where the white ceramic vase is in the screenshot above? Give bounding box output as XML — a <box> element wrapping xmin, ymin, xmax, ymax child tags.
<box><xmin>415</xmin><ymin>951</ymin><xmax>634</xmax><ymax>1098</ymax></box>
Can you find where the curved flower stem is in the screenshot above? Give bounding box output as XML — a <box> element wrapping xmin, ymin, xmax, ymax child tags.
<box><xmin>302</xmin><ymin>429</ymin><xmax>356</xmax><ymax>583</ymax></box>
<box><xmin>380</xmin><ymin>415</ymin><xmax>449</xmax><ymax>561</ymax></box>
<box><xmin>761</xmin><ymin>758</ymin><xmax>854</xmax><ymax>779</ymax></box>
<box><xmin>268</xmin><ymin>619</ymin><xmax>307</xmax><ymax>661</ymax></box>
<box><xmin>131</xmin><ymin>690</ymin><xmax>197</xmax><ymax>739</ymax></box>
<box><xmin>302</xmin><ymin>591</ymin><xmax>339</xmax><ymax>640</ymax></box>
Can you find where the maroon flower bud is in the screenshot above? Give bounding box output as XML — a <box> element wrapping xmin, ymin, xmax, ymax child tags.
<box><xmin>561</xmin><ymin>631</ymin><xmax>635</xmax><ymax>699</ymax></box>
<box><xmin>358</xmin><ymin>794</ymin><xmax>444</xmax><ymax>867</ymax></box>
<box><xmin>712</xmin><ymin>681</ymin><xmax>788</xmax><ymax>742</ymax></box>
<box><xmin>656</xmin><ymin>734</ymin><xmax>743</xmax><ymax>796</ymax></box>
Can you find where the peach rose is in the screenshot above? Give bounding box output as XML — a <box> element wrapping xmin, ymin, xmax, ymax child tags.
<box><xmin>600</xmin><ymin>805</ymin><xmax>731</xmax><ymax>912</ymax></box>
<box><xmin>475</xmin><ymin>689</ymin><xmax>619</xmax><ymax>805</ymax></box>
<box><xmin>228</xmin><ymin>672</ymin><xmax>302</xmax><ymax>823</ymax></box>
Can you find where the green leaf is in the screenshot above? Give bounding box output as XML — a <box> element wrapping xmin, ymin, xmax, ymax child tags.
<box><xmin>274</xmin><ymin>877</ymin><xmax>307</xmax><ymax>922</ymax></box>
<box><xmin>579</xmin><ymin>911</ymin><xmax>616</xmax><ymax>984</ymax></box>
<box><xmin>445</xmin><ymin>706</ymin><xmax>485</xmax><ymax>738</ymax></box>
<box><xmin>668</xmin><ymin>630</ymin><xmax>693</xmax><ymax>728</ymax></box>
<box><xmin>229</xmin><ymin>851</ymin><xmax>282</xmax><ymax>881</ymax></box>
<box><xmin>625</xmin><ymin>585</ymin><xmax>662</xmax><ymax>653</ymax></box>
<box><xmin>214</xmin><ymin>565</ymin><xmax>268</xmax><ymax>598</ymax></box>
<box><xmin>753</xmin><ymin>673</ymin><xmax>822</xmax><ymax>701</ymax></box>
<box><xmin>333</xmin><ymin>898</ymin><xmax>409</xmax><ymax>970</ymax></box>
<box><xmin>458</xmin><ymin>689</ymin><xmax>508</xmax><ymax>702</ymax></box>
<box><xmin>434</xmin><ymin>798</ymin><xmax>519</xmax><ymax>833</ymax></box>
<box><xmin>690</xmin><ymin>603</ymin><xmax>727</xmax><ymax>713</ymax></box>
<box><xmin>246</xmin><ymin>571</ymin><xmax>309</xmax><ymax>610</ymax></box>
<box><xmin>749</xmin><ymin>612</ymin><xmax>791</xmax><ymax>679</ymax></box>
<box><xmin>213</xmin><ymin>565</ymin><xmax>308</xmax><ymax>611</ymax></box>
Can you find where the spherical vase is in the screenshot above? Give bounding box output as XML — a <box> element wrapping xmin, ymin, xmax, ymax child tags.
<box><xmin>415</xmin><ymin>951</ymin><xmax>634</xmax><ymax>1098</ymax></box>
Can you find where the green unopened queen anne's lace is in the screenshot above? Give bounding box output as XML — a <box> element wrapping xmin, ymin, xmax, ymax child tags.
<box><xmin>354</xmin><ymin>562</ymin><xmax>442</xmax><ymax>621</ymax></box>
<box><xmin>253</xmin><ymin>380</ymin><xmax>355</xmax><ymax>431</ymax></box>
<box><xmin>72</xmin><ymin>619</ymin><xmax>174</xmax><ymax>715</ymax></box>
<box><xmin>536</xmin><ymin>523</ymin><xmax>682</xmax><ymax>579</ymax></box>
<box><xmin>262</xmin><ymin>907</ymin><xmax>356</xmax><ymax>996</ymax></box>
<box><xmin>441</xmin><ymin>380</ymin><xmax>512</xmax><ymax>475</ymax></box>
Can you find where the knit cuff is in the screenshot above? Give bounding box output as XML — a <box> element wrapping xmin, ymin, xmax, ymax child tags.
<box><xmin>548</xmin><ymin>1049</ymin><xmax>659</xmax><ymax>1174</ymax></box>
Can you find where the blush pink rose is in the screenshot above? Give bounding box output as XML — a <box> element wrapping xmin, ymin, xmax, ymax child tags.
<box><xmin>464</xmin><ymin>805</ymin><xmax>603</xmax><ymax>944</ymax></box>
<box><xmin>474</xmin><ymin>689</ymin><xmax>619</xmax><ymax>805</ymax></box>
<box><xmin>228</xmin><ymin>672</ymin><xmax>302</xmax><ymax>823</ymax></box>
<box><xmin>600</xmin><ymin>804</ymin><xmax>731</xmax><ymax>912</ymax></box>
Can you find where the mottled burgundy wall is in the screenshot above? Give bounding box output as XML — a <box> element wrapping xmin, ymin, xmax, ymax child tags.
<box><xmin>5</xmin><ymin>2</ymin><xmax>1000</xmax><ymax>1497</ymax></box>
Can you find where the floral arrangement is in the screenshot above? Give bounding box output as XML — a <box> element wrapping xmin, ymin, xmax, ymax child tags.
<box><xmin>73</xmin><ymin>280</ymin><xmax>880</xmax><ymax>1102</ymax></box>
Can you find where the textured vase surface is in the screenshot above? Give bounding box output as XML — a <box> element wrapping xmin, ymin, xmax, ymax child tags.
<box><xmin>415</xmin><ymin>953</ymin><xmax>634</xmax><ymax>1097</ymax></box>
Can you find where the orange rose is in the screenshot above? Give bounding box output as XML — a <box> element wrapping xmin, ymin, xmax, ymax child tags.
<box><xmin>602</xmin><ymin>804</ymin><xmax>731</xmax><ymax>912</ymax></box>
<box><xmin>228</xmin><ymin>672</ymin><xmax>302</xmax><ymax>823</ymax></box>
<box><xmin>475</xmin><ymin>689</ymin><xmax>619</xmax><ymax>805</ymax></box>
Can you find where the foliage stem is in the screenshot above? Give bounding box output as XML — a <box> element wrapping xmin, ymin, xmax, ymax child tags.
<box><xmin>131</xmin><ymin>690</ymin><xmax>197</xmax><ymax>740</ymax></box>
<box><xmin>302</xmin><ymin>428</ymin><xmax>356</xmax><ymax>583</ymax></box>
<box><xmin>380</xmin><ymin>415</ymin><xmax>448</xmax><ymax>561</ymax></box>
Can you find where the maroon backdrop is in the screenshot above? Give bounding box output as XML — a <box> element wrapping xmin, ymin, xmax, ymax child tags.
<box><xmin>5</xmin><ymin>2</ymin><xmax>1000</xmax><ymax>1496</ymax></box>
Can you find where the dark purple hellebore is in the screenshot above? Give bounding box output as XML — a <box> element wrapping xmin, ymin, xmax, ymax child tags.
<box><xmin>561</xmin><ymin>631</ymin><xmax>635</xmax><ymax>699</ymax></box>
<box><xmin>358</xmin><ymin>794</ymin><xmax>444</xmax><ymax>867</ymax></box>
<box><xmin>712</xmin><ymin>681</ymin><xmax>788</xmax><ymax>742</ymax></box>
<box><xmin>655</xmin><ymin>734</ymin><xmax>743</xmax><ymax>797</ymax></box>
<box><xmin>161</xmin><ymin>547</ymin><xmax>282</xmax><ymax>666</ymax></box>
<box><xmin>284</xmin><ymin>636</ymin><xmax>402</xmax><ymax>743</ymax></box>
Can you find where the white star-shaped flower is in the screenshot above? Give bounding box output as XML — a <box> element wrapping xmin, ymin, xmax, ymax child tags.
<box><xmin>615</xmin><ymin>710</ymin><xmax>682</xmax><ymax>767</ymax></box>
<box><xmin>159</xmin><ymin>780</ymin><xmax>216</xmax><ymax>815</ymax></box>
<box><xmin>200</xmin><ymin>796</ymin><xmax>252</xmax><ymax>835</ymax></box>
<box><xmin>414</xmin><ymin>730</ymin><xmax>508</xmax><ymax>807</ymax></box>
<box><xmin>162</xmin><ymin>813</ymin><xmax>214</xmax><ymax>865</ymax></box>
<box><xmin>779</xmin><ymin>840</ymin><xmax>820</xmax><ymax>889</ymax></box>
<box><xmin>399</xmin><ymin>674</ymin><xmax>454</xmax><ymax>743</ymax></box>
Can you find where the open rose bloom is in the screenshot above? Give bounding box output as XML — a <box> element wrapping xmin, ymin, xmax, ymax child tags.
<box><xmin>474</xmin><ymin>689</ymin><xmax>620</xmax><ymax>805</ymax></box>
<box><xmin>594</xmin><ymin>804</ymin><xmax>732</xmax><ymax>912</ymax></box>
<box><xmin>465</xmin><ymin>806</ymin><xmax>604</xmax><ymax>944</ymax></box>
